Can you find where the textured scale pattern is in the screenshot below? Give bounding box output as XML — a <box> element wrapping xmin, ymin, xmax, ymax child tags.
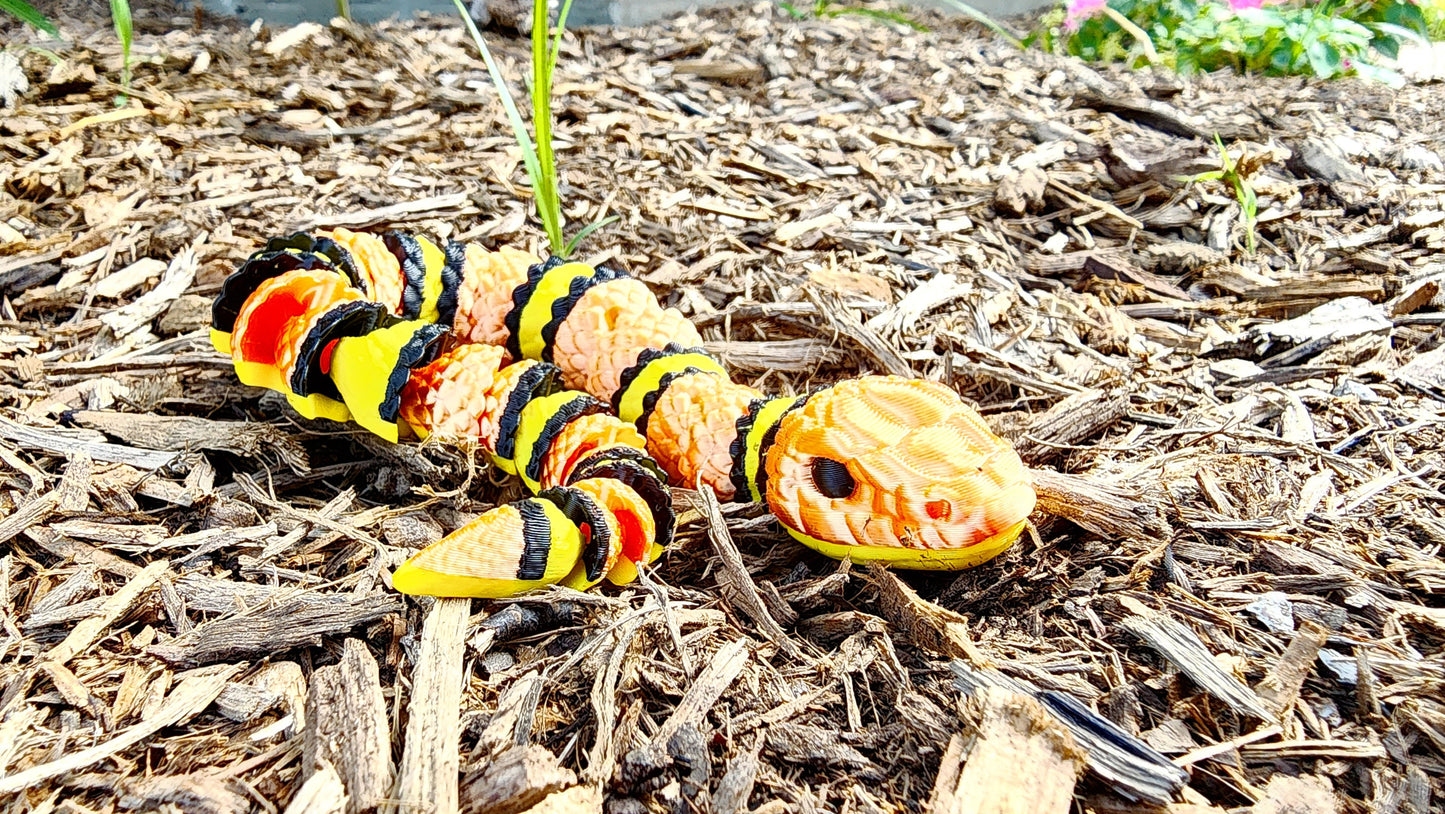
<box><xmin>329</xmin><ymin>228</ymin><xmax>406</xmax><ymax>314</ymax></box>
<box><xmin>646</xmin><ymin>374</ymin><xmax>759</xmax><ymax>499</ymax></box>
<box><xmin>767</xmin><ymin>379</ymin><xmax>1035</xmax><ymax>563</ymax></box>
<box><xmin>551</xmin><ymin>278</ymin><xmax>704</xmax><ymax>398</ymax></box>
<box><xmin>453</xmin><ymin>243</ymin><xmax>537</xmax><ymax>347</ymax></box>
<box><xmin>210</xmin><ymin>229</ymin><xmax>1038</xmax><ymax>598</ymax></box>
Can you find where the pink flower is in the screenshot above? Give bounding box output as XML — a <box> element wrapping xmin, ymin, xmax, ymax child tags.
<box><xmin>1228</xmin><ymin>0</ymin><xmax>1263</xmax><ymax>7</ymax></box>
<box><xmin>1065</xmin><ymin>0</ymin><xmax>1108</xmax><ymax>30</ymax></box>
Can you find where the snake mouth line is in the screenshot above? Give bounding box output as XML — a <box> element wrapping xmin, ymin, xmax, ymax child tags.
<box><xmin>780</xmin><ymin>518</ymin><xmax>1029</xmax><ymax>571</ymax></box>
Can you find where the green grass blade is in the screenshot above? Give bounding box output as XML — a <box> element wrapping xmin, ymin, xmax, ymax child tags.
<box><xmin>930</xmin><ymin>0</ymin><xmax>1023</xmax><ymax>50</ymax></box>
<box><xmin>531</xmin><ymin>0</ymin><xmax>564</xmax><ymax>253</ymax></box>
<box><xmin>826</xmin><ymin>6</ymin><xmax>928</xmax><ymax>31</ymax></box>
<box><xmin>109</xmin><ymin>0</ymin><xmax>133</xmax><ymax>89</ymax></box>
<box><xmin>563</xmin><ymin>214</ymin><xmax>619</xmax><ymax>258</ymax></box>
<box><xmin>548</xmin><ymin>0</ymin><xmax>578</xmax><ymax>77</ymax></box>
<box><xmin>0</xmin><ymin>0</ymin><xmax>60</xmax><ymax>37</ymax></box>
<box><xmin>453</xmin><ymin>0</ymin><xmax>549</xmax><ymax>245</ymax></box>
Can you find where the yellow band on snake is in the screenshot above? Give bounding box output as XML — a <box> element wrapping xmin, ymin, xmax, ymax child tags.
<box><xmin>506</xmin><ymin>390</ymin><xmax>594</xmax><ymax>490</ymax></box>
<box><xmin>414</xmin><ymin>236</ymin><xmax>448</xmax><ymax>324</ymax></box>
<box><xmin>743</xmin><ymin>396</ymin><xmax>801</xmax><ymax>503</ymax></box>
<box><xmin>517</xmin><ymin>262</ymin><xmax>595</xmax><ymax>361</ymax></box>
<box><xmin>615</xmin><ymin>351</ymin><xmax>727</xmax><ymax>425</ymax></box>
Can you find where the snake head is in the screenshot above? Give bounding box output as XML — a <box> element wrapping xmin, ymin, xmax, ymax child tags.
<box><xmin>764</xmin><ymin>376</ymin><xmax>1036</xmax><ymax>570</ymax></box>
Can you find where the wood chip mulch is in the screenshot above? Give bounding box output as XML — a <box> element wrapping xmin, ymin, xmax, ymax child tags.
<box><xmin>2</xmin><ymin>2</ymin><xmax>1445</xmax><ymax>812</ymax></box>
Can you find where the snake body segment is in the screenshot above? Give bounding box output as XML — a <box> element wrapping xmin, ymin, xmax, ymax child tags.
<box><xmin>211</xmin><ymin>228</ymin><xmax>1038</xmax><ymax>598</ymax></box>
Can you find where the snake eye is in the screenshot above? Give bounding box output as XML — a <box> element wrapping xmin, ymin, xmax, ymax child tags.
<box><xmin>810</xmin><ymin>457</ymin><xmax>856</xmax><ymax>499</ymax></box>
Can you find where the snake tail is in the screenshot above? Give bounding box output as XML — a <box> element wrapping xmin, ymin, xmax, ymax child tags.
<box><xmin>211</xmin><ymin>228</ymin><xmax>1037</xmax><ymax>598</ymax></box>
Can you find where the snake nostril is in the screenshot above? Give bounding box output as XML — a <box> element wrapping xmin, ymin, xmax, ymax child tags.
<box><xmin>925</xmin><ymin>500</ymin><xmax>951</xmax><ymax>521</ymax></box>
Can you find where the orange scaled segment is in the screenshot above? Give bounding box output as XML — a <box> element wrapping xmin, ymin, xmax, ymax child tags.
<box><xmin>451</xmin><ymin>243</ymin><xmax>539</xmax><ymax>348</ymax></box>
<box><xmin>400</xmin><ymin>344</ymin><xmax>546</xmax><ymax>458</ymax></box>
<box><xmin>231</xmin><ymin>269</ymin><xmax>364</xmax><ymax>392</ymax></box>
<box><xmin>324</xmin><ymin>228</ymin><xmax>406</xmax><ymax>315</ymax></box>
<box><xmin>399</xmin><ymin>343</ymin><xmax>507</xmax><ymax>444</ymax></box>
<box><xmin>539</xmin><ymin>413</ymin><xmax>648</xmax><ymax>489</ymax></box>
<box><xmin>551</xmin><ymin>278</ymin><xmax>705</xmax><ymax>400</ymax></box>
<box><xmin>559</xmin><ymin>477</ymin><xmax>656</xmax><ymax>588</ymax></box>
<box><xmin>646</xmin><ymin>373</ymin><xmax>760</xmax><ymax>499</ymax></box>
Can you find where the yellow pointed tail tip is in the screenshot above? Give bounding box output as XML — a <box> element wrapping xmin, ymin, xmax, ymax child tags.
<box><xmin>391</xmin><ymin>558</ymin><xmax>538</xmax><ymax>598</ymax></box>
<box><xmin>784</xmin><ymin>519</ymin><xmax>1028</xmax><ymax>571</ymax></box>
<box><xmin>390</xmin><ymin>498</ymin><xmax>588</xmax><ymax>599</ymax></box>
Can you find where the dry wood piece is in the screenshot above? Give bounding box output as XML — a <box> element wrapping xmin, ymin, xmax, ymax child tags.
<box><xmin>653</xmin><ymin>638</ymin><xmax>750</xmax><ymax>747</ymax></box>
<box><xmin>508</xmin><ymin>785</ymin><xmax>603</xmax><ymax>814</ymax></box>
<box><xmin>148</xmin><ymin>594</ymin><xmax>402</xmax><ymax>667</ymax></box>
<box><xmin>45</xmin><ymin>559</ymin><xmax>169</xmax><ymax>666</ymax></box>
<box><xmin>928</xmin><ymin>686</ymin><xmax>1085</xmax><ymax>814</ymax></box>
<box><xmin>0</xmin><ymin>416</ymin><xmax>179</xmax><ymax>469</ymax></box>
<box><xmin>1252</xmin><ymin>774</ymin><xmax>1339</xmax><ymax>814</ymax></box>
<box><xmin>952</xmin><ymin>662</ymin><xmax>1187</xmax><ymax>804</ymax></box>
<box><xmin>1119</xmin><ymin>608</ymin><xmax>1273</xmax><ymax>721</ymax></box>
<box><xmin>284</xmin><ymin>759</ymin><xmax>348</xmax><ymax>814</ymax></box>
<box><xmin>712</xmin><ymin>741</ymin><xmax>762</xmax><ymax>814</ymax></box>
<box><xmin>304</xmin><ymin>639</ymin><xmax>392</xmax><ymax>814</ymax></box>
<box><xmin>0</xmin><ymin>665</ymin><xmax>239</xmax><ymax>796</ymax></box>
<box><xmin>460</xmin><ymin>744</ymin><xmax>577</xmax><ymax>814</ymax></box>
<box><xmin>764</xmin><ymin>722</ymin><xmax>882</xmax><ymax>782</ymax></box>
<box><xmin>1012</xmin><ymin>390</ymin><xmax>1130</xmax><ymax>463</ymax></box>
<box><xmin>691</xmin><ymin>488</ymin><xmax>798</xmax><ymax>657</ymax></box>
<box><xmin>1254</xmin><ymin>621</ymin><xmax>1329</xmax><ymax>718</ymax></box>
<box><xmin>0</xmin><ymin>490</ymin><xmax>61</xmax><ymax>547</ymax></box>
<box><xmin>474</xmin><ymin>671</ymin><xmax>546</xmax><ymax>760</ymax></box>
<box><xmin>809</xmin><ymin>290</ymin><xmax>914</xmax><ymax>379</ymax></box>
<box><xmin>869</xmin><ymin>562</ymin><xmax>989</xmax><ymax>666</ymax></box>
<box><xmin>397</xmin><ymin>597</ymin><xmax>471</xmax><ymax>814</ymax></box>
<box><xmin>703</xmin><ymin>338</ymin><xmax>847</xmax><ymax>372</ymax></box>
<box><xmin>1030</xmin><ymin>467</ymin><xmax>1170</xmax><ymax>542</ymax></box>
<box><xmin>119</xmin><ymin>774</ymin><xmax>250</xmax><ymax>814</ymax></box>
<box><xmin>64</xmin><ymin>410</ymin><xmax>310</xmax><ymax>472</ymax></box>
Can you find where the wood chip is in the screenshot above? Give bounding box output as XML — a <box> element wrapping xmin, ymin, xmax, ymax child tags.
<box><xmin>304</xmin><ymin>639</ymin><xmax>392</xmax><ymax>814</ymax></box>
<box><xmin>928</xmin><ymin>686</ymin><xmax>1085</xmax><ymax>814</ymax></box>
<box><xmin>396</xmin><ymin>597</ymin><xmax>471</xmax><ymax>814</ymax></box>
<box><xmin>0</xmin><ymin>665</ymin><xmax>239</xmax><ymax>796</ymax></box>
<box><xmin>1118</xmin><ymin>603</ymin><xmax>1273</xmax><ymax>721</ymax></box>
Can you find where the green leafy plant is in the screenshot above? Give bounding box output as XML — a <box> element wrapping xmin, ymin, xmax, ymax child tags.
<box><xmin>1423</xmin><ymin>0</ymin><xmax>1445</xmax><ymax>37</ymax></box>
<box><xmin>1</xmin><ymin>0</ymin><xmax>58</xmax><ymax>37</ymax></box>
<box><xmin>453</xmin><ymin>0</ymin><xmax>617</xmax><ymax>258</ymax></box>
<box><xmin>110</xmin><ymin>0</ymin><xmax>133</xmax><ymax>94</ymax></box>
<box><xmin>1181</xmin><ymin>134</ymin><xmax>1259</xmax><ymax>255</ymax></box>
<box><xmin>1055</xmin><ymin>0</ymin><xmax>1429</xmax><ymax>84</ymax></box>
<box><xmin>778</xmin><ymin>0</ymin><xmax>929</xmax><ymax>32</ymax></box>
<box><xmin>336</xmin><ymin>0</ymin><xmax>352</xmax><ymax>22</ymax></box>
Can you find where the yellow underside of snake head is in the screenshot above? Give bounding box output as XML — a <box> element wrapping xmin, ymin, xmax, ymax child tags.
<box><xmin>764</xmin><ymin>376</ymin><xmax>1036</xmax><ymax>570</ymax></box>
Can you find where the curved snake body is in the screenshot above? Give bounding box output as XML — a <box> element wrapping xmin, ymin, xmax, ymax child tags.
<box><xmin>210</xmin><ymin>229</ymin><xmax>1037</xmax><ymax>598</ymax></box>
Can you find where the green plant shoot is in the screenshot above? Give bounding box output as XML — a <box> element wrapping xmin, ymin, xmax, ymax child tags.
<box><xmin>778</xmin><ymin>0</ymin><xmax>929</xmax><ymax>33</ymax></box>
<box><xmin>1182</xmin><ymin>134</ymin><xmax>1258</xmax><ymax>256</ymax></box>
<box><xmin>934</xmin><ymin>0</ymin><xmax>1025</xmax><ymax>48</ymax></box>
<box><xmin>454</xmin><ymin>0</ymin><xmax>615</xmax><ymax>258</ymax></box>
<box><xmin>109</xmin><ymin>0</ymin><xmax>133</xmax><ymax>94</ymax></box>
<box><xmin>1</xmin><ymin>0</ymin><xmax>59</xmax><ymax>37</ymax></box>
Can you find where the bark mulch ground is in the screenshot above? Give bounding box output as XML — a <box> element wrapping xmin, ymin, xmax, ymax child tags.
<box><xmin>2</xmin><ymin>2</ymin><xmax>1445</xmax><ymax>812</ymax></box>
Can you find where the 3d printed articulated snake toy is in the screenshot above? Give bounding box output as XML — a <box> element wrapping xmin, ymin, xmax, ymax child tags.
<box><xmin>209</xmin><ymin>229</ymin><xmax>1038</xmax><ymax>598</ymax></box>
